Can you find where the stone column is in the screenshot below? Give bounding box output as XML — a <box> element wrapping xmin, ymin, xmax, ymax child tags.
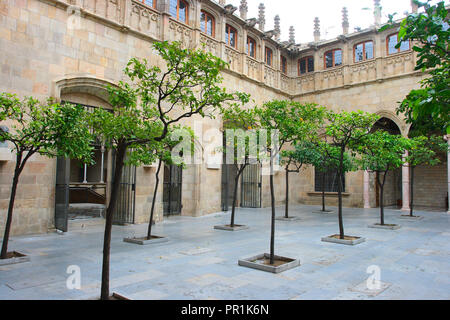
<box><xmin>364</xmin><ymin>170</ymin><xmax>371</xmax><ymax>208</ymax></box>
<box><xmin>401</xmin><ymin>151</ymin><xmax>410</xmax><ymax>211</ymax></box>
<box><xmin>274</xmin><ymin>15</ymin><xmax>281</xmax><ymax>41</ymax></box>
<box><xmin>289</xmin><ymin>26</ymin><xmax>295</xmax><ymax>44</ymax></box>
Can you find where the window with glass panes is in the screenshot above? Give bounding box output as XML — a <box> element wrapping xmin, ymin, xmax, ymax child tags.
<box><xmin>247</xmin><ymin>37</ymin><xmax>256</xmax><ymax>58</ymax></box>
<box><xmin>324</xmin><ymin>49</ymin><xmax>342</xmax><ymax>68</ymax></box>
<box><xmin>387</xmin><ymin>33</ymin><xmax>410</xmax><ymax>55</ymax></box>
<box><xmin>170</xmin><ymin>0</ymin><xmax>188</xmax><ymax>23</ymax></box>
<box><xmin>298</xmin><ymin>56</ymin><xmax>314</xmax><ymax>75</ymax></box>
<box><xmin>354</xmin><ymin>41</ymin><xmax>374</xmax><ymax>62</ymax></box>
<box><xmin>225</xmin><ymin>24</ymin><xmax>237</xmax><ymax>48</ymax></box>
<box><xmin>200</xmin><ymin>11</ymin><xmax>214</xmax><ymax>37</ymax></box>
<box><xmin>141</xmin><ymin>0</ymin><xmax>156</xmax><ymax>8</ymax></box>
<box><xmin>265</xmin><ymin>47</ymin><xmax>273</xmax><ymax>66</ymax></box>
<box><xmin>280</xmin><ymin>55</ymin><xmax>287</xmax><ymax>74</ymax></box>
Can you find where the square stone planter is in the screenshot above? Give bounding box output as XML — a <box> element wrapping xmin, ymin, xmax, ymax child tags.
<box><xmin>368</xmin><ymin>223</ymin><xmax>401</xmax><ymax>230</ymax></box>
<box><xmin>399</xmin><ymin>215</ymin><xmax>423</xmax><ymax>221</ymax></box>
<box><xmin>238</xmin><ymin>253</ymin><xmax>300</xmax><ymax>273</ymax></box>
<box><xmin>214</xmin><ymin>225</ymin><xmax>249</xmax><ymax>231</ymax></box>
<box><xmin>123</xmin><ymin>236</ymin><xmax>168</xmax><ymax>245</ymax></box>
<box><xmin>313</xmin><ymin>210</ymin><xmax>334</xmax><ymax>214</ymax></box>
<box><xmin>0</xmin><ymin>251</ymin><xmax>30</xmax><ymax>266</ymax></box>
<box><xmin>321</xmin><ymin>235</ymin><xmax>365</xmax><ymax>246</ymax></box>
<box><xmin>275</xmin><ymin>216</ymin><xmax>301</xmax><ymax>221</ymax></box>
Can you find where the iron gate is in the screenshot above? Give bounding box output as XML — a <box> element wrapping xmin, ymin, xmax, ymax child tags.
<box><xmin>240</xmin><ymin>164</ymin><xmax>262</xmax><ymax>208</ymax></box>
<box><xmin>112</xmin><ymin>153</ymin><xmax>136</xmax><ymax>225</ymax></box>
<box><xmin>163</xmin><ymin>164</ymin><xmax>183</xmax><ymax>216</ymax></box>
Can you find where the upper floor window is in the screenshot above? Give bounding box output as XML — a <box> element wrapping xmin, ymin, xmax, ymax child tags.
<box><xmin>246</xmin><ymin>37</ymin><xmax>256</xmax><ymax>58</ymax></box>
<box><xmin>387</xmin><ymin>33</ymin><xmax>410</xmax><ymax>55</ymax></box>
<box><xmin>200</xmin><ymin>10</ymin><xmax>215</xmax><ymax>37</ymax></box>
<box><xmin>141</xmin><ymin>0</ymin><xmax>157</xmax><ymax>9</ymax></box>
<box><xmin>170</xmin><ymin>0</ymin><xmax>188</xmax><ymax>23</ymax></box>
<box><xmin>225</xmin><ymin>24</ymin><xmax>237</xmax><ymax>49</ymax></box>
<box><xmin>265</xmin><ymin>47</ymin><xmax>273</xmax><ymax>66</ymax></box>
<box><xmin>354</xmin><ymin>41</ymin><xmax>374</xmax><ymax>62</ymax></box>
<box><xmin>324</xmin><ymin>49</ymin><xmax>342</xmax><ymax>68</ymax></box>
<box><xmin>298</xmin><ymin>56</ymin><xmax>314</xmax><ymax>75</ymax></box>
<box><xmin>280</xmin><ymin>55</ymin><xmax>287</xmax><ymax>74</ymax></box>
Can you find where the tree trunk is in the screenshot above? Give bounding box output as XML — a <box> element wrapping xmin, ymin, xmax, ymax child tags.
<box><xmin>380</xmin><ymin>184</ymin><xmax>385</xmax><ymax>225</ymax></box>
<box><xmin>322</xmin><ymin>171</ymin><xmax>326</xmax><ymax>212</ymax></box>
<box><xmin>285</xmin><ymin>169</ymin><xmax>289</xmax><ymax>219</ymax></box>
<box><xmin>100</xmin><ymin>144</ymin><xmax>126</xmax><ymax>300</ymax></box>
<box><xmin>269</xmin><ymin>152</ymin><xmax>276</xmax><ymax>265</ymax></box>
<box><xmin>230</xmin><ymin>164</ymin><xmax>246</xmax><ymax>227</ymax></box>
<box><xmin>147</xmin><ymin>160</ymin><xmax>162</xmax><ymax>239</ymax></box>
<box><xmin>337</xmin><ymin>152</ymin><xmax>345</xmax><ymax>240</ymax></box>
<box><xmin>0</xmin><ymin>155</ymin><xmax>23</xmax><ymax>259</ymax></box>
<box><xmin>410</xmin><ymin>166</ymin><xmax>415</xmax><ymax>217</ymax></box>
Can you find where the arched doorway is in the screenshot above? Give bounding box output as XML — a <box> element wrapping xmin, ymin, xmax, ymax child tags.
<box><xmin>53</xmin><ymin>77</ymin><xmax>136</xmax><ymax>231</ymax></box>
<box><xmin>371</xmin><ymin>117</ymin><xmax>403</xmax><ymax>209</ymax></box>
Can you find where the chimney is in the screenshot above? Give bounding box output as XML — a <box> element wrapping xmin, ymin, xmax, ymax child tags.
<box><xmin>314</xmin><ymin>17</ymin><xmax>320</xmax><ymax>42</ymax></box>
<box><xmin>342</xmin><ymin>7</ymin><xmax>349</xmax><ymax>35</ymax></box>
<box><xmin>239</xmin><ymin>0</ymin><xmax>248</xmax><ymax>20</ymax></box>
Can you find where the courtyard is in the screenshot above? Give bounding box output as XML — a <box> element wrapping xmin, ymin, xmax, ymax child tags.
<box><xmin>0</xmin><ymin>205</ymin><xmax>449</xmax><ymax>300</ymax></box>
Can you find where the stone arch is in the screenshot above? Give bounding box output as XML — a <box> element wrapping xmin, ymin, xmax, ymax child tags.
<box><xmin>374</xmin><ymin>110</ymin><xmax>407</xmax><ymax>137</ymax></box>
<box><xmin>52</xmin><ymin>75</ymin><xmax>118</xmax><ymax>109</ymax></box>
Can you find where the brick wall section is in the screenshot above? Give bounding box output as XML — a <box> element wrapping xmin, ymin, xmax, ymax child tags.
<box><xmin>412</xmin><ymin>164</ymin><xmax>448</xmax><ymax>209</ymax></box>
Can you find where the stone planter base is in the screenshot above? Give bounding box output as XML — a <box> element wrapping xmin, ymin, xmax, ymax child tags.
<box><xmin>313</xmin><ymin>210</ymin><xmax>334</xmax><ymax>214</ymax></box>
<box><xmin>275</xmin><ymin>216</ymin><xmax>301</xmax><ymax>221</ymax></box>
<box><xmin>123</xmin><ymin>236</ymin><xmax>168</xmax><ymax>245</ymax></box>
<box><xmin>214</xmin><ymin>225</ymin><xmax>249</xmax><ymax>231</ymax></box>
<box><xmin>0</xmin><ymin>251</ymin><xmax>30</xmax><ymax>266</ymax></box>
<box><xmin>238</xmin><ymin>253</ymin><xmax>300</xmax><ymax>273</ymax></box>
<box><xmin>399</xmin><ymin>215</ymin><xmax>423</xmax><ymax>221</ymax></box>
<box><xmin>368</xmin><ymin>223</ymin><xmax>401</xmax><ymax>230</ymax></box>
<box><xmin>321</xmin><ymin>235</ymin><xmax>365</xmax><ymax>246</ymax></box>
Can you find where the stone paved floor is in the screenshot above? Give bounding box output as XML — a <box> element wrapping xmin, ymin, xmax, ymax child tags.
<box><xmin>0</xmin><ymin>205</ymin><xmax>449</xmax><ymax>300</ymax></box>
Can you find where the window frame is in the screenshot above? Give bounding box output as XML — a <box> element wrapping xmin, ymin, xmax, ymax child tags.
<box><xmin>141</xmin><ymin>0</ymin><xmax>157</xmax><ymax>9</ymax></box>
<box><xmin>280</xmin><ymin>55</ymin><xmax>287</xmax><ymax>74</ymax></box>
<box><xmin>298</xmin><ymin>56</ymin><xmax>314</xmax><ymax>75</ymax></box>
<box><xmin>314</xmin><ymin>168</ymin><xmax>346</xmax><ymax>193</ymax></box>
<box><xmin>265</xmin><ymin>47</ymin><xmax>274</xmax><ymax>67</ymax></box>
<box><xmin>324</xmin><ymin>49</ymin><xmax>343</xmax><ymax>69</ymax></box>
<box><xmin>246</xmin><ymin>36</ymin><xmax>257</xmax><ymax>58</ymax></box>
<box><xmin>225</xmin><ymin>24</ymin><xmax>238</xmax><ymax>49</ymax></box>
<box><xmin>170</xmin><ymin>0</ymin><xmax>189</xmax><ymax>24</ymax></box>
<box><xmin>353</xmin><ymin>40</ymin><xmax>374</xmax><ymax>63</ymax></box>
<box><xmin>386</xmin><ymin>33</ymin><xmax>411</xmax><ymax>55</ymax></box>
<box><xmin>200</xmin><ymin>10</ymin><xmax>215</xmax><ymax>37</ymax></box>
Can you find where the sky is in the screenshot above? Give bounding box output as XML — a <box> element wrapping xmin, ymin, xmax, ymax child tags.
<box><xmin>226</xmin><ymin>0</ymin><xmax>448</xmax><ymax>44</ymax></box>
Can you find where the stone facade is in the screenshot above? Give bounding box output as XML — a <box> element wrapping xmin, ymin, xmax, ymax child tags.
<box><xmin>0</xmin><ymin>0</ymin><xmax>448</xmax><ymax>236</ymax></box>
